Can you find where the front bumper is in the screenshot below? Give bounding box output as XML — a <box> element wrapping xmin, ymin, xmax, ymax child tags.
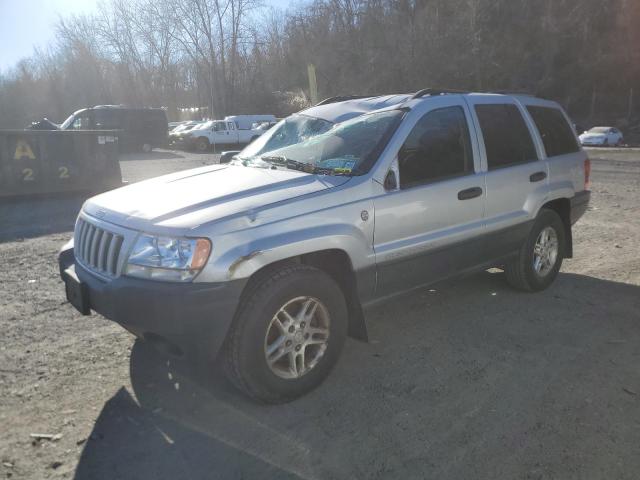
<box><xmin>570</xmin><ymin>190</ymin><xmax>591</xmax><ymax>225</ymax></box>
<box><xmin>59</xmin><ymin>244</ymin><xmax>246</xmax><ymax>361</ymax></box>
<box><xmin>170</xmin><ymin>136</ymin><xmax>196</xmax><ymax>149</ymax></box>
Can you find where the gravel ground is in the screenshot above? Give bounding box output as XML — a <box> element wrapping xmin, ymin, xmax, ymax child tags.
<box><xmin>0</xmin><ymin>148</ymin><xmax>638</xmax><ymax>480</ymax></box>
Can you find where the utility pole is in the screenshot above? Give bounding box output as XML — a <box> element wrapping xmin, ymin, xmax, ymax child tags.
<box><xmin>307</xmin><ymin>64</ymin><xmax>318</xmax><ymax>105</ymax></box>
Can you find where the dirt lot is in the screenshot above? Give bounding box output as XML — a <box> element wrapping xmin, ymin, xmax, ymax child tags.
<box><xmin>1</xmin><ymin>148</ymin><xmax>639</xmax><ymax>479</ymax></box>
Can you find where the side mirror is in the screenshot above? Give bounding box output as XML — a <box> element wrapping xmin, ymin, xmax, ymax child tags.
<box><xmin>384</xmin><ymin>170</ymin><xmax>398</xmax><ymax>190</ymax></box>
<box><xmin>220</xmin><ymin>150</ymin><xmax>241</xmax><ymax>164</ymax></box>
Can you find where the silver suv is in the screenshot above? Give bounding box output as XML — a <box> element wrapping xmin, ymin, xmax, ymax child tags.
<box><xmin>59</xmin><ymin>91</ymin><xmax>591</xmax><ymax>403</ymax></box>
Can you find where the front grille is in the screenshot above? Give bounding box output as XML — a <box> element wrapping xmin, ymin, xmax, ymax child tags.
<box><xmin>75</xmin><ymin>218</ymin><xmax>124</xmax><ymax>277</ymax></box>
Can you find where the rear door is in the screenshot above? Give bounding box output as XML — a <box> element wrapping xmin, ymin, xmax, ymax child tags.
<box><xmin>373</xmin><ymin>96</ymin><xmax>486</xmax><ymax>297</ymax></box>
<box><xmin>465</xmin><ymin>96</ymin><xmax>548</xmax><ymax>260</ymax></box>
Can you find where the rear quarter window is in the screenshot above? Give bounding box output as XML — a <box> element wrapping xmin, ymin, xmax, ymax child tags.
<box><xmin>475</xmin><ymin>104</ymin><xmax>538</xmax><ymax>170</ymax></box>
<box><xmin>526</xmin><ymin>106</ymin><xmax>579</xmax><ymax>157</ymax></box>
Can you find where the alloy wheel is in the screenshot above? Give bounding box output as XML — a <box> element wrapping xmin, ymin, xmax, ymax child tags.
<box><xmin>533</xmin><ymin>226</ymin><xmax>559</xmax><ymax>277</ymax></box>
<box><xmin>264</xmin><ymin>296</ymin><xmax>330</xmax><ymax>379</ymax></box>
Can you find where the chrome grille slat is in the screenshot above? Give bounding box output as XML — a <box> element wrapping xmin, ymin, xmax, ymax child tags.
<box><xmin>110</xmin><ymin>235</ymin><xmax>123</xmax><ymax>274</ymax></box>
<box><xmin>106</xmin><ymin>234</ymin><xmax>121</xmax><ymax>275</ymax></box>
<box><xmin>90</xmin><ymin>229</ymin><xmax>102</xmax><ymax>267</ymax></box>
<box><xmin>97</xmin><ymin>231</ymin><xmax>109</xmax><ymax>271</ymax></box>
<box><xmin>83</xmin><ymin>225</ymin><xmax>95</xmax><ymax>262</ymax></box>
<box><xmin>74</xmin><ymin>218</ymin><xmax>124</xmax><ymax>278</ymax></box>
<box><xmin>78</xmin><ymin>220</ymin><xmax>89</xmax><ymax>263</ymax></box>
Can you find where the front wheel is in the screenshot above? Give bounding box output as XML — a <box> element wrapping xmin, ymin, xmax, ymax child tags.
<box><xmin>505</xmin><ymin>209</ymin><xmax>565</xmax><ymax>292</ymax></box>
<box><xmin>223</xmin><ymin>264</ymin><xmax>347</xmax><ymax>403</ymax></box>
<box><xmin>195</xmin><ymin>137</ymin><xmax>210</xmax><ymax>152</ymax></box>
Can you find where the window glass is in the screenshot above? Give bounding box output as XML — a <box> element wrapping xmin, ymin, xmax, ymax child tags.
<box><xmin>71</xmin><ymin>115</ymin><xmax>91</xmax><ymax>130</ymax></box>
<box><xmin>398</xmin><ymin>106</ymin><xmax>473</xmax><ymax>188</ymax></box>
<box><xmin>214</xmin><ymin>122</ymin><xmax>227</xmax><ymax>131</ymax></box>
<box><xmin>475</xmin><ymin>104</ymin><xmax>537</xmax><ymax>169</ymax></box>
<box><xmin>526</xmin><ymin>106</ymin><xmax>579</xmax><ymax>157</ymax></box>
<box><xmin>93</xmin><ymin>110</ymin><xmax>120</xmax><ymax>130</ymax></box>
<box><xmin>233</xmin><ymin>110</ymin><xmax>403</xmax><ymax>176</ymax></box>
<box><xmin>239</xmin><ymin>115</ymin><xmax>333</xmax><ymax>159</ymax></box>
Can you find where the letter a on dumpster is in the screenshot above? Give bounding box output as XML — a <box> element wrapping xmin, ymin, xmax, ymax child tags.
<box><xmin>14</xmin><ymin>140</ymin><xmax>36</xmax><ymax>160</ymax></box>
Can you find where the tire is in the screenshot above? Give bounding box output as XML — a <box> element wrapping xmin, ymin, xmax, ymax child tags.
<box><xmin>195</xmin><ymin>137</ymin><xmax>209</xmax><ymax>152</ymax></box>
<box><xmin>142</xmin><ymin>143</ymin><xmax>152</xmax><ymax>153</ymax></box>
<box><xmin>504</xmin><ymin>209</ymin><xmax>565</xmax><ymax>292</ymax></box>
<box><xmin>603</xmin><ymin>138</ymin><xmax>609</xmax><ymax>147</ymax></box>
<box><xmin>223</xmin><ymin>264</ymin><xmax>348</xmax><ymax>403</ymax></box>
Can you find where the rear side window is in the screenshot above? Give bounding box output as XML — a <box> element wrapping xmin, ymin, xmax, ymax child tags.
<box><xmin>475</xmin><ymin>104</ymin><xmax>537</xmax><ymax>170</ymax></box>
<box><xmin>527</xmin><ymin>106</ymin><xmax>579</xmax><ymax>157</ymax></box>
<box><xmin>93</xmin><ymin>110</ymin><xmax>120</xmax><ymax>129</ymax></box>
<box><xmin>399</xmin><ymin>106</ymin><xmax>473</xmax><ymax>188</ymax></box>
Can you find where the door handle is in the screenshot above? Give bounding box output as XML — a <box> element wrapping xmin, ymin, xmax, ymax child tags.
<box><xmin>529</xmin><ymin>171</ymin><xmax>547</xmax><ymax>182</ymax></box>
<box><xmin>457</xmin><ymin>187</ymin><xmax>483</xmax><ymax>200</ymax></box>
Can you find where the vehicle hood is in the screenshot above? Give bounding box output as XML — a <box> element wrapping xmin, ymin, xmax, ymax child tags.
<box><xmin>83</xmin><ymin>164</ymin><xmax>350</xmax><ymax>230</ymax></box>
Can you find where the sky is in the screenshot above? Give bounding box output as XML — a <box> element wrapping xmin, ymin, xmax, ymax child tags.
<box><xmin>0</xmin><ymin>0</ymin><xmax>293</xmax><ymax>73</ymax></box>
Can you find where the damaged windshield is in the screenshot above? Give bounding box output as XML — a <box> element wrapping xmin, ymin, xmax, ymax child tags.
<box><xmin>238</xmin><ymin>114</ymin><xmax>333</xmax><ymax>160</ymax></box>
<box><xmin>233</xmin><ymin>109</ymin><xmax>404</xmax><ymax>176</ymax></box>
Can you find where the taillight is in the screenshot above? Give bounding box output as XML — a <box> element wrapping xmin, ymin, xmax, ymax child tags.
<box><xmin>584</xmin><ymin>158</ymin><xmax>591</xmax><ymax>190</ymax></box>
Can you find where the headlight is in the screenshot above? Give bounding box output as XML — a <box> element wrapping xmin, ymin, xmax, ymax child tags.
<box><xmin>125</xmin><ymin>234</ymin><xmax>211</xmax><ymax>282</ymax></box>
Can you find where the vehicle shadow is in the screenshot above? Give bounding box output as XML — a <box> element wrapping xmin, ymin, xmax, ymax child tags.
<box><xmin>0</xmin><ymin>193</ymin><xmax>86</xmax><ymax>243</ymax></box>
<box><xmin>73</xmin><ymin>271</ymin><xmax>640</xmax><ymax>480</ymax></box>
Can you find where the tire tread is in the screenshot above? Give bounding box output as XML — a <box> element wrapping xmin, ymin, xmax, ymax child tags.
<box><xmin>223</xmin><ymin>263</ymin><xmax>329</xmax><ymax>403</ymax></box>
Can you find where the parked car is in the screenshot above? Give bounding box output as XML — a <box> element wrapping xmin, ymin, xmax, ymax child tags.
<box><xmin>178</xmin><ymin>119</ymin><xmax>266</xmax><ymax>152</ymax></box>
<box><xmin>60</xmin><ymin>106</ymin><xmax>168</xmax><ymax>152</ymax></box>
<box><xmin>168</xmin><ymin>122</ymin><xmax>185</xmax><ymax>132</ymax></box>
<box><xmin>59</xmin><ymin>91</ymin><xmax>590</xmax><ymax>403</ymax></box>
<box><xmin>168</xmin><ymin>122</ymin><xmax>202</xmax><ymax>145</ymax></box>
<box><xmin>579</xmin><ymin>126</ymin><xmax>624</xmax><ymax>146</ymax></box>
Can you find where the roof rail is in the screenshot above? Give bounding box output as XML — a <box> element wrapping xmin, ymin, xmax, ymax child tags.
<box><xmin>412</xmin><ymin>88</ymin><xmax>468</xmax><ymax>99</ymax></box>
<box><xmin>315</xmin><ymin>95</ymin><xmax>373</xmax><ymax>106</ymax></box>
<box><xmin>493</xmin><ymin>90</ymin><xmax>535</xmax><ymax>97</ymax></box>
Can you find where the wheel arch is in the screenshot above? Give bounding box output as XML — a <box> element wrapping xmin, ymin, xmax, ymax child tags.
<box><xmin>237</xmin><ymin>249</ymin><xmax>369</xmax><ymax>342</ymax></box>
<box><xmin>539</xmin><ymin>197</ymin><xmax>572</xmax><ymax>258</ymax></box>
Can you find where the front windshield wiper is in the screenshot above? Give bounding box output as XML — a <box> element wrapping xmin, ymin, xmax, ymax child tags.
<box><xmin>259</xmin><ymin>156</ymin><xmax>350</xmax><ymax>176</ymax></box>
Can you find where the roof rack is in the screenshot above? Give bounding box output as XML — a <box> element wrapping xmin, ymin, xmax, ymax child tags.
<box><xmin>315</xmin><ymin>95</ymin><xmax>373</xmax><ymax>106</ymax></box>
<box><xmin>412</xmin><ymin>88</ymin><xmax>468</xmax><ymax>99</ymax></box>
<box><xmin>493</xmin><ymin>90</ymin><xmax>534</xmax><ymax>96</ymax></box>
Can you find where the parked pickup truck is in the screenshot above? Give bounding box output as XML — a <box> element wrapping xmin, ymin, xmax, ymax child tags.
<box><xmin>177</xmin><ymin>120</ymin><xmax>265</xmax><ymax>152</ymax></box>
<box><xmin>59</xmin><ymin>91</ymin><xmax>590</xmax><ymax>403</ymax></box>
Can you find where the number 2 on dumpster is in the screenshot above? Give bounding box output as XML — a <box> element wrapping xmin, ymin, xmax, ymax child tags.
<box><xmin>21</xmin><ymin>168</ymin><xmax>35</xmax><ymax>182</ymax></box>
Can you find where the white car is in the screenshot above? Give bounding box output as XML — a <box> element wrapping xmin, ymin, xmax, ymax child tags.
<box><xmin>579</xmin><ymin>127</ymin><xmax>624</xmax><ymax>147</ymax></box>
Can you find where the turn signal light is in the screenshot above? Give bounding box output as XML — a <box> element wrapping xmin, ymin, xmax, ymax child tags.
<box><xmin>584</xmin><ymin>158</ymin><xmax>591</xmax><ymax>190</ymax></box>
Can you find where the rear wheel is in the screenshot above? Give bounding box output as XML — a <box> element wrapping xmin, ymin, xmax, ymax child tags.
<box><xmin>223</xmin><ymin>264</ymin><xmax>347</xmax><ymax>403</ymax></box>
<box><xmin>505</xmin><ymin>209</ymin><xmax>565</xmax><ymax>292</ymax></box>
